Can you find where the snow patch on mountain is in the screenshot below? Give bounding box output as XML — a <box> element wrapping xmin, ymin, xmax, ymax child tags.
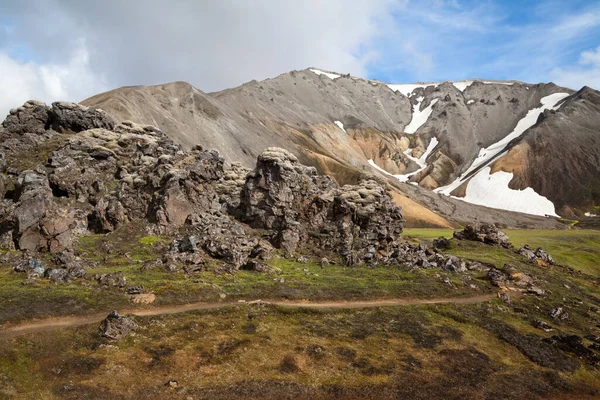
<box><xmin>405</xmin><ymin>98</ymin><xmax>439</xmax><ymax>134</ymax></box>
<box><xmin>412</xmin><ymin>137</ymin><xmax>439</xmax><ymax>168</ymax></box>
<box><xmin>387</xmin><ymin>80</ymin><xmax>516</xmax><ymax>97</ymax></box>
<box><xmin>437</xmin><ymin>92</ymin><xmax>570</xmax><ymax>196</ymax></box>
<box><xmin>309</xmin><ymin>69</ymin><xmax>340</xmax><ymax>80</ymax></box>
<box><xmin>482</xmin><ymin>81</ymin><xmax>514</xmax><ymax>86</ymax></box>
<box><xmin>452</xmin><ymin>81</ymin><xmax>474</xmax><ymax>91</ymax></box>
<box><xmin>368</xmin><ymin>137</ymin><xmax>439</xmax><ymax>183</ymax></box>
<box><xmin>387</xmin><ymin>83</ymin><xmax>438</xmax><ymax>97</ymax></box>
<box><xmin>456</xmin><ymin>167</ymin><xmax>558</xmax><ymax>217</ymax></box>
<box><xmin>334</xmin><ymin>120</ymin><xmax>346</xmax><ymax>133</ymax></box>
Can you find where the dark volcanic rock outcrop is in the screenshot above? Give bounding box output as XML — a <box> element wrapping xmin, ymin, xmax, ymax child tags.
<box><xmin>2</xmin><ymin>100</ymin><xmax>115</xmax><ymax>135</ymax></box>
<box><xmin>2</xmin><ymin>100</ymin><xmax>50</xmax><ymax>134</ymax></box>
<box><xmin>0</xmin><ymin>101</ymin><xmax>404</xmax><ymax>267</ymax></box>
<box><xmin>453</xmin><ymin>224</ymin><xmax>511</xmax><ymax>248</ymax></box>
<box><xmin>239</xmin><ymin>147</ymin><xmax>404</xmax><ymax>263</ymax></box>
<box><xmin>49</xmin><ymin>102</ymin><xmax>115</xmax><ymax>133</ymax></box>
<box><xmin>99</xmin><ymin>310</ymin><xmax>138</xmax><ymax>340</ymax></box>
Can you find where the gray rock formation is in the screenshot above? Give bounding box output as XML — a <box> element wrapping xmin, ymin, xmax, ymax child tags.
<box><xmin>99</xmin><ymin>310</ymin><xmax>138</xmax><ymax>340</ymax></box>
<box><xmin>49</xmin><ymin>102</ymin><xmax>116</xmax><ymax>133</ymax></box>
<box><xmin>0</xmin><ymin>103</ymin><xmax>406</xmax><ymax>269</ymax></box>
<box><xmin>2</xmin><ymin>100</ymin><xmax>50</xmax><ymax>134</ymax></box>
<box><xmin>239</xmin><ymin>147</ymin><xmax>404</xmax><ymax>263</ymax></box>
<box><xmin>453</xmin><ymin>224</ymin><xmax>511</xmax><ymax>248</ymax></box>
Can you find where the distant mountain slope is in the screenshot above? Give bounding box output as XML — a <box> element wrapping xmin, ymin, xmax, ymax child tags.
<box><xmin>80</xmin><ymin>68</ymin><xmax>597</xmax><ymax>219</ymax></box>
<box><xmin>485</xmin><ymin>87</ymin><xmax>600</xmax><ymax>217</ymax></box>
<box><xmin>81</xmin><ymin>81</ymin><xmax>278</xmax><ymax>166</ymax></box>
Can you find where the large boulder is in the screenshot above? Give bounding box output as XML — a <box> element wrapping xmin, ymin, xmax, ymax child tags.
<box><xmin>453</xmin><ymin>224</ymin><xmax>511</xmax><ymax>248</ymax></box>
<box><xmin>49</xmin><ymin>102</ymin><xmax>115</xmax><ymax>133</ymax></box>
<box><xmin>98</xmin><ymin>310</ymin><xmax>137</xmax><ymax>340</ymax></box>
<box><xmin>518</xmin><ymin>245</ymin><xmax>555</xmax><ymax>265</ymax></box>
<box><xmin>11</xmin><ymin>170</ymin><xmax>87</xmax><ymax>252</ymax></box>
<box><xmin>90</xmin><ymin>197</ymin><xmax>129</xmax><ymax>232</ymax></box>
<box><xmin>169</xmin><ymin>212</ymin><xmax>267</xmax><ymax>269</ymax></box>
<box><xmin>1</xmin><ymin>100</ymin><xmax>50</xmax><ymax>134</ymax></box>
<box><xmin>152</xmin><ymin>149</ymin><xmax>224</xmax><ymax>226</ymax></box>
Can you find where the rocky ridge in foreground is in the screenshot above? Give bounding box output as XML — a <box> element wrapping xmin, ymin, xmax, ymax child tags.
<box><xmin>0</xmin><ymin>100</ymin><xmax>405</xmax><ymax>269</ymax></box>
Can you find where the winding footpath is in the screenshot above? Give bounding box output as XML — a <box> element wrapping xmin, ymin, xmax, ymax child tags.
<box><xmin>0</xmin><ymin>293</ymin><xmax>497</xmax><ymax>340</ymax></box>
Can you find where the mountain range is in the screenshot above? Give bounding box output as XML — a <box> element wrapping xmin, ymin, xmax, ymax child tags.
<box><xmin>80</xmin><ymin>68</ymin><xmax>600</xmax><ymax>227</ymax></box>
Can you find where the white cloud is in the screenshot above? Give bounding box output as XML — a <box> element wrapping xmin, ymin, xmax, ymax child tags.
<box><xmin>0</xmin><ymin>39</ymin><xmax>107</xmax><ymax>118</ymax></box>
<box><xmin>0</xmin><ymin>0</ymin><xmax>597</xmax><ymax>116</ymax></box>
<box><xmin>581</xmin><ymin>46</ymin><xmax>600</xmax><ymax>66</ymax></box>
<box><xmin>551</xmin><ymin>46</ymin><xmax>600</xmax><ymax>90</ymax></box>
<box><xmin>0</xmin><ymin>0</ymin><xmax>394</xmax><ymax>103</ymax></box>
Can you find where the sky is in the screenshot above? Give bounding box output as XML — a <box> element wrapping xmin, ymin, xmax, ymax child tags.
<box><xmin>0</xmin><ymin>0</ymin><xmax>599</xmax><ymax>117</ymax></box>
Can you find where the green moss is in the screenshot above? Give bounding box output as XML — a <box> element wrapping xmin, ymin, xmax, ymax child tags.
<box><xmin>0</xmin><ymin>266</ymin><xmax>128</xmax><ymax>321</ymax></box>
<box><xmin>138</xmin><ymin>236</ymin><xmax>163</xmax><ymax>245</ymax></box>
<box><xmin>2</xmin><ymin>303</ymin><xmax>599</xmax><ymax>398</ymax></box>
<box><xmin>504</xmin><ymin>229</ymin><xmax>600</xmax><ymax>275</ymax></box>
<box><xmin>404</xmin><ymin>228</ymin><xmax>600</xmax><ymax>276</ymax></box>
<box><xmin>2</xmin><ymin>225</ymin><xmax>600</xmax><ymax>397</ymax></box>
<box><xmin>402</xmin><ymin>228</ymin><xmax>455</xmax><ymax>242</ymax></box>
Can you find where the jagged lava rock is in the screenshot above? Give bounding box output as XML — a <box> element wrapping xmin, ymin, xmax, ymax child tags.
<box><xmin>239</xmin><ymin>147</ymin><xmax>404</xmax><ymax>263</ymax></box>
<box><xmin>1</xmin><ymin>102</ymin><xmax>407</xmax><ymax>268</ymax></box>
<box><xmin>49</xmin><ymin>102</ymin><xmax>115</xmax><ymax>133</ymax></box>
<box><xmin>453</xmin><ymin>224</ymin><xmax>511</xmax><ymax>248</ymax></box>
<box><xmin>2</xmin><ymin>100</ymin><xmax>50</xmax><ymax>134</ymax></box>
<box><xmin>99</xmin><ymin>310</ymin><xmax>138</xmax><ymax>340</ymax></box>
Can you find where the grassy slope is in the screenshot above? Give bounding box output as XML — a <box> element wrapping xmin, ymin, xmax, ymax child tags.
<box><xmin>0</xmin><ymin>228</ymin><xmax>488</xmax><ymax>322</ymax></box>
<box><xmin>1</xmin><ymin>228</ymin><xmax>600</xmax><ymax>399</ymax></box>
<box><xmin>404</xmin><ymin>228</ymin><xmax>600</xmax><ymax>276</ymax></box>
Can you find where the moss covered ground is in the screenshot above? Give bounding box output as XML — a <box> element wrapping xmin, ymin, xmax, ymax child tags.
<box><xmin>0</xmin><ymin>227</ymin><xmax>599</xmax><ymax>399</ymax></box>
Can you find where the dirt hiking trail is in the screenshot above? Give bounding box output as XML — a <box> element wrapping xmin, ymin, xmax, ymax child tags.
<box><xmin>0</xmin><ymin>293</ymin><xmax>499</xmax><ymax>340</ymax></box>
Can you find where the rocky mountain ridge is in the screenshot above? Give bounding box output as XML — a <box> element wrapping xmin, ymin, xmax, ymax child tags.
<box><xmin>79</xmin><ymin>68</ymin><xmax>600</xmax><ymax>221</ymax></box>
<box><xmin>0</xmin><ymin>101</ymin><xmax>405</xmax><ymax>268</ymax></box>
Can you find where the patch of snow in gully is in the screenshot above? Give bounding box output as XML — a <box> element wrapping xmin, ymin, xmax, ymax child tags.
<box><xmin>436</xmin><ymin>92</ymin><xmax>570</xmax><ymax>196</ymax></box>
<box><xmin>309</xmin><ymin>69</ymin><xmax>341</xmax><ymax>80</ymax></box>
<box><xmin>334</xmin><ymin>120</ymin><xmax>346</xmax><ymax>133</ymax></box>
<box><xmin>368</xmin><ymin>137</ymin><xmax>439</xmax><ymax>183</ymax></box>
<box><xmin>467</xmin><ymin>99</ymin><xmax>475</xmax><ymax>105</ymax></box>
<box><xmin>452</xmin><ymin>81</ymin><xmax>474</xmax><ymax>91</ymax></box>
<box><xmin>387</xmin><ymin>83</ymin><xmax>439</xmax><ymax>97</ymax></box>
<box><xmin>404</xmin><ymin>98</ymin><xmax>439</xmax><ymax>134</ymax></box>
<box><xmin>457</xmin><ymin>167</ymin><xmax>558</xmax><ymax>217</ymax></box>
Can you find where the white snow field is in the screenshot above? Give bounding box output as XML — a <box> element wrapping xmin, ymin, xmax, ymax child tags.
<box><xmin>451</xmin><ymin>81</ymin><xmax>474</xmax><ymax>91</ymax></box>
<box><xmin>460</xmin><ymin>167</ymin><xmax>558</xmax><ymax>217</ymax></box>
<box><xmin>482</xmin><ymin>81</ymin><xmax>514</xmax><ymax>85</ymax></box>
<box><xmin>309</xmin><ymin>69</ymin><xmax>340</xmax><ymax>80</ymax></box>
<box><xmin>368</xmin><ymin>137</ymin><xmax>439</xmax><ymax>183</ymax></box>
<box><xmin>334</xmin><ymin>120</ymin><xmax>346</xmax><ymax>133</ymax></box>
<box><xmin>404</xmin><ymin>98</ymin><xmax>439</xmax><ymax>134</ymax></box>
<box><xmin>436</xmin><ymin>92</ymin><xmax>570</xmax><ymax>196</ymax></box>
<box><xmin>387</xmin><ymin>83</ymin><xmax>439</xmax><ymax>97</ymax></box>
